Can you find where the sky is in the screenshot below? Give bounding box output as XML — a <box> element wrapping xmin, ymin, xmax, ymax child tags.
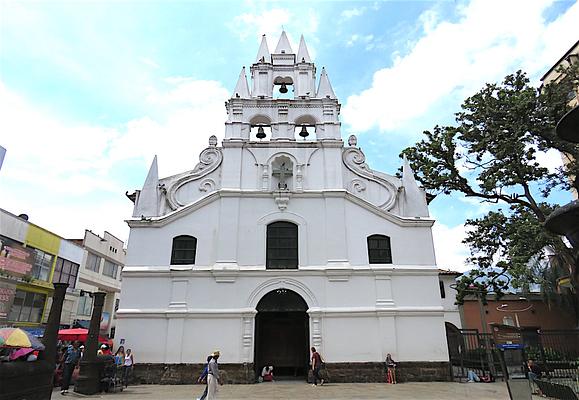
<box><xmin>0</xmin><ymin>0</ymin><xmax>578</xmax><ymax>271</ymax></box>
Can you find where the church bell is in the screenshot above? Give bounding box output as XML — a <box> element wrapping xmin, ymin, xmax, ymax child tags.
<box><xmin>299</xmin><ymin>125</ymin><xmax>309</xmax><ymax>139</ymax></box>
<box><xmin>279</xmin><ymin>83</ymin><xmax>288</xmax><ymax>94</ymax></box>
<box><xmin>256</xmin><ymin>126</ymin><xmax>266</xmax><ymax>140</ymax></box>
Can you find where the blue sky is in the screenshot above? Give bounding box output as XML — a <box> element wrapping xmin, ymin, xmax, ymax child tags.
<box><xmin>0</xmin><ymin>0</ymin><xmax>577</xmax><ymax>270</ymax></box>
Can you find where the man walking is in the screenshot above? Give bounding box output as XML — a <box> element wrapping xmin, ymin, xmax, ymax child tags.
<box><xmin>207</xmin><ymin>350</ymin><xmax>222</xmax><ymax>399</ymax></box>
<box><xmin>196</xmin><ymin>354</ymin><xmax>213</xmax><ymax>400</ymax></box>
<box><xmin>311</xmin><ymin>347</ymin><xmax>324</xmax><ymax>386</ymax></box>
<box><xmin>61</xmin><ymin>341</ymin><xmax>81</xmax><ymax>395</ymax></box>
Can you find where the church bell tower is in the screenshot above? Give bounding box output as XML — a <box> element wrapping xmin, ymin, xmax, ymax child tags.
<box><xmin>224</xmin><ymin>32</ymin><xmax>341</xmax><ymax>141</ymax></box>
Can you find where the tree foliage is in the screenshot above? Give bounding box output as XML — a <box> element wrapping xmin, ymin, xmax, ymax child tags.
<box><xmin>401</xmin><ymin>66</ymin><xmax>579</xmax><ymax>307</ymax></box>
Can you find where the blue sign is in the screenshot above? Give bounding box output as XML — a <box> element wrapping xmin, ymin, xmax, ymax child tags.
<box><xmin>497</xmin><ymin>343</ymin><xmax>524</xmax><ymax>350</ymax></box>
<box><xmin>21</xmin><ymin>327</ymin><xmax>45</xmax><ymax>338</ymax></box>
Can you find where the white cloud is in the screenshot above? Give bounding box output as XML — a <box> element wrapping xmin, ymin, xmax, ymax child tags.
<box><xmin>432</xmin><ymin>222</ymin><xmax>470</xmax><ymax>271</ymax></box>
<box><xmin>341</xmin><ymin>7</ymin><xmax>366</xmax><ymax>20</ymax></box>
<box><xmin>346</xmin><ymin>34</ymin><xmax>375</xmax><ymax>49</ymax></box>
<box><xmin>229</xmin><ymin>8</ymin><xmax>319</xmax><ymax>59</ymax></box>
<box><xmin>343</xmin><ymin>0</ymin><xmax>579</xmax><ymax>133</ymax></box>
<box><xmin>534</xmin><ymin>147</ymin><xmax>565</xmax><ymax>174</ymax></box>
<box><xmin>0</xmin><ymin>78</ymin><xmax>230</xmax><ymax>239</ymax></box>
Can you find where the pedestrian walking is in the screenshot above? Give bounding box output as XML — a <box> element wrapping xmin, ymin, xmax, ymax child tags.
<box><xmin>385</xmin><ymin>353</ymin><xmax>397</xmax><ymax>384</ymax></box>
<box><xmin>310</xmin><ymin>347</ymin><xmax>324</xmax><ymax>386</ymax></box>
<box><xmin>123</xmin><ymin>348</ymin><xmax>134</xmax><ymax>387</ymax></box>
<box><xmin>114</xmin><ymin>346</ymin><xmax>125</xmax><ymax>366</ymax></box>
<box><xmin>207</xmin><ymin>351</ymin><xmax>222</xmax><ymax>399</ymax></box>
<box><xmin>196</xmin><ymin>354</ymin><xmax>212</xmax><ymax>400</ymax></box>
<box><xmin>61</xmin><ymin>341</ymin><xmax>81</xmax><ymax>395</ymax></box>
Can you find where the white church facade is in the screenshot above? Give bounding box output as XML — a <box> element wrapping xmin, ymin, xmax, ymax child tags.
<box><xmin>117</xmin><ymin>32</ymin><xmax>451</xmax><ymax>383</ymax></box>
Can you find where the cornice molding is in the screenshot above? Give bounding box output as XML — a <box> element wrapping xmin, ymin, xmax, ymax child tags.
<box><xmin>126</xmin><ymin>189</ymin><xmax>435</xmax><ymax>228</ymax></box>
<box><xmin>116</xmin><ymin>305</ymin><xmax>444</xmax><ymax>319</ymax></box>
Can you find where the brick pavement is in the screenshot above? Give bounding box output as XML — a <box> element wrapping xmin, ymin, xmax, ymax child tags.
<box><xmin>55</xmin><ymin>381</ymin><xmax>510</xmax><ymax>399</ymax></box>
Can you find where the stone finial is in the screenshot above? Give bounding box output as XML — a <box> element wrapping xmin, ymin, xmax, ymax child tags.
<box><xmin>232</xmin><ymin>67</ymin><xmax>250</xmax><ymax>98</ymax></box>
<box><xmin>348</xmin><ymin>135</ymin><xmax>357</xmax><ymax>147</ymax></box>
<box><xmin>133</xmin><ymin>155</ymin><xmax>159</xmax><ymax>218</ymax></box>
<box><xmin>297</xmin><ymin>35</ymin><xmax>312</xmax><ymax>63</ymax></box>
<box><xmin>255</xmin><ymin>34</ymin><xmax>271</xmax><ymax>63</ymax></box>
<box><xmin>274</xmin><ymin>30</ymin><xmax>293</xmax><ymax>54</ymax></box>
<box><xmin>317</xmin><ymin>67</ymin><xmax>336</xmax><ymax>99</ymax></box>
<box><xmin>209</xmin><ymin>135</ymin><xmax>218</xmax><ymax>147</ymax></box>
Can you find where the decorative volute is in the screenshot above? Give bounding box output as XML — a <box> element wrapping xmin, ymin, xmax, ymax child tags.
<box><xmin>232</xmin><ymin>67</ymin><xmax>250</xmax><ymax>98</ymax></box>
<box><xmin>255</xmin><ymin>34</ymin><xmax>271</xmax><ymax>63</ymax></box>
<box><xmin>317</xmin><ymin>67</ymin><xmax>336</xmax><ymax>99</ymax></box>
<box><xmin>296</xmin><ymin>35</ymin><xmax>312</xmax><ymax>63</ymax></box>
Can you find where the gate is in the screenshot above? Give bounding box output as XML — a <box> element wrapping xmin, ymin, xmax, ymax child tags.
<box><xmin>446</xmin><ymin>323</ymin><xmax>579</xmax><ymax>392</ymax></box>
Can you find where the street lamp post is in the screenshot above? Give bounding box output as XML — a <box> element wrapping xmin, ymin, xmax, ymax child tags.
<box><xmin>74</xmin><ymin>291</ymin><xmax>107</xmax><ymax>395</ymax></box>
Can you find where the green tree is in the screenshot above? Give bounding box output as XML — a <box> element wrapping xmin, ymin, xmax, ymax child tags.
<box><xmin>401</xmin><ymin>68</ymin><xmax>579</xmax><ymax>307</ymax></box>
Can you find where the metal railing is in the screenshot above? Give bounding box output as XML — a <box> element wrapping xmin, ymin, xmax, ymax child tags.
<box><xmin>446</xmin><ymin>327</ymin><xmax>579</xmax><ymax>393</ymax></box>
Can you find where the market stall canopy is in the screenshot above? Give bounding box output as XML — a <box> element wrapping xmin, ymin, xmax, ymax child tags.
<box><xmin>57</xmin><ymin>328</ymin><xmax>111</xmax><ymax>346</ymax></box>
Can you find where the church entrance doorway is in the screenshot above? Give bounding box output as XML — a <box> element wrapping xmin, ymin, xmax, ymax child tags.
<box><xmin>254</xmin><ymin>289</ymin><xmax>309</xmax><ymax>379</ymax></box>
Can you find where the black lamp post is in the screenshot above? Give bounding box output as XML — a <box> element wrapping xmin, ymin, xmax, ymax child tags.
<box><xmin>74</xmin><ymin>291</ymin><xmax>107</xmax><ymax>395</ymax></box>
<box><xmin>39</xmin><ymin>282</ymin><xmax>68</xmax><ymax>365</ymax></box>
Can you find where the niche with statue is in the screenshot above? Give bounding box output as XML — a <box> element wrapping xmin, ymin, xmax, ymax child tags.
<box><xmin>271</xmin><ymin>155</ymin><xmax>294</xmax><ymax>191</ymax></box>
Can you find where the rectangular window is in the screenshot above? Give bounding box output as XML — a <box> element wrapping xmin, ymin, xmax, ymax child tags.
<box><xmin>439</xmin><ymin>280</ymin><xmax>446</xmax><ymax>299</ymax></box>
<box><xmin>86</xmin><ymin>252</ymin><xmax>101</xmax><ymax>273</ymax></box>
<box><xmin>77</xmin><ymin>295</ymin><xmax>93</xmax><ymax>316</ymax></box>
<box><xmin>103</xmin><ymin>260</ymin><xmax>118</xmax><ymax>279</ymax></box>
<box><xmin>8</xmin><ymin>290</ymin><xmax>46</xmax><ymax>323</ymax></box>
<box><xmin>53</xmin><ymin>258</ymin><xmax>80</xmax><ymax>288</ymax></box>
<box><xmin>31</xmin><ymin>249</ymin><xmax>54</xmax><ymax>281</ymax></box>
<box><xmin>266</xmin><ymin>222</ymin><xmax>298</xmax><ymax>269</ymax></box>
<box><xmin>367</xmin><ymin>235</ymin><xmax>393</xmax><ymax>264</ymax></box>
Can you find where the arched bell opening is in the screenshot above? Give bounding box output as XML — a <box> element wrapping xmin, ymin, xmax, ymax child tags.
<box><xmin>273</xmin><ymin>76</ymin><xmax>294</xmax><ymax>100</ymax></box>
<box><xmin>254</xmin><ymin>288</ymin><xmax>310</xmax><ymax>380</ymax></box>
<box><xmin>293</xmin><ymin>125</ymin><xmax>315</xmax><ymax>141</ymax></box>
<box><xmin>250</xmin><ymin>125</ymin><xmax>272</xmax><ymax>141</ymax></box>
<box><xmin>250</xmin><ymin>115</ymin><xmax>272</xmax><ymax>141</ymax></box>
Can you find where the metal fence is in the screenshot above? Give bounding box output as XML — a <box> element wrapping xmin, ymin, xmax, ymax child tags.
<box><xmin>446</xmin><ymin>327</ymin><xmax>503</xmax><ymax>381</ymax></box>
<box><xmin>446</xmin><ymin>325</ymin><xmax>579</xmax><ymax>393</ymax></box>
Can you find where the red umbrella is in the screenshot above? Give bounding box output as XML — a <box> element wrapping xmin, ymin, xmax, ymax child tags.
<box><xmin>58</xmin><ymin>328</ymin><xmax>110</xmax><ymax>345</ymax></box>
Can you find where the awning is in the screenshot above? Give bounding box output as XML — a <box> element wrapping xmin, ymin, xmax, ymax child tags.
<box><xmin>20</xmin><ymin>327</ymin><xmax>45</xmax><ymax>338</ymax></box>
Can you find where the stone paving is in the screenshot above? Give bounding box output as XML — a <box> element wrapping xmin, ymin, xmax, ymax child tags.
<box><xmin>55</xmin><ymin>381</ymin><xmax>511</xmax><ymax>399</ymax></box>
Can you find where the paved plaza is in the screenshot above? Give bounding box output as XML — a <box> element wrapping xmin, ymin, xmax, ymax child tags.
<box><xmin>55</xmin><ymin>382</ymin><xmax>511</xmax><ymax>399</ymax></box>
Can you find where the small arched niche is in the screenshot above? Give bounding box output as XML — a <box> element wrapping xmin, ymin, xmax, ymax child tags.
<box><xmin>294</xmin><ymin>115</ymin><xmax>317</xmax><ymax>141</ymax></box>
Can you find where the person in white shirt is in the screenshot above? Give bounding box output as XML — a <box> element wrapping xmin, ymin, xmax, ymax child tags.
<box><xmin>123</xmin><ymin>348</ymin><xmax>134</xmax><ymax>387</ymax></box>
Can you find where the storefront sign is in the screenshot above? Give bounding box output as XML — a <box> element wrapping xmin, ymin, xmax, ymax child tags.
<box><xmin>0</xmin><ymin>279</ymin><xmax>17</xmax><ymax>322</ymax></box>
<box><xmin>100</xmin><ymin>312</ymin><xmax>111</xmax><ymax>331</ymax></box>
<box><xmin>0</xmin><ymin>235</ymin><xmax>34</xmax><ymax>277</ymax></box>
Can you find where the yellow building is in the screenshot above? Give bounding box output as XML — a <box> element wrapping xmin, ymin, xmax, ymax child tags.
<box><xmin>0</xmin><ymin>209</ymin><xmax>83</xmax><ymax>330</ymax></box>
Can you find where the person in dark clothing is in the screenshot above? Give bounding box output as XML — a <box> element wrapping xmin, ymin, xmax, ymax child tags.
<box><xmin>196</xmin><ymin>354</ymin><xmax>213</xmax><ymax>400</ymax></box>
<box><xmin>310</xmin><ymin>347</ymin><xmax>324</xmax><ymax>386</ymax></box>
<box><xmin>526</xmin><ymin>359</ymin><xmax>541</xmax><ymax>381</ymax></box>
<box><xmin>61</xmin><ymin>341</ymin><xmax>81</xmax><ymax>395</ymax></box>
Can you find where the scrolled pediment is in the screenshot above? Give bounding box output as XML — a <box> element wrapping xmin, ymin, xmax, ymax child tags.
<box><xmin>166</xmin><ymin>146</ymin><xmax>223</xmax><ymax>210</ymax></box>
<box><xmin>342</xmin><ymin>147</ymin><xmax>398</xmax><ymax>211</ymax></box>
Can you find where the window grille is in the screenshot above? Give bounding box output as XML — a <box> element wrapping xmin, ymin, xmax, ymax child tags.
<box><xmin>266</xmin><ymin>222</ymin><xmax>298</xmax><ymax>269</ymax></box>
<box><xmin>367</xmin><ymin>234</ymin><xmax>392</xmax><ymax>264</ymax></box>
<box><xmin>171</xmin><ymin>235</ymin><xmax>197</xmax><ymax>265</ymax></box>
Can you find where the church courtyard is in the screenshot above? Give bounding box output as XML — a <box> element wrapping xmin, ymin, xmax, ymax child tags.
<box><xmin>54</xmin><ymin>382</ymin><xmax>510</xmax><ymax>399</ymax></box>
